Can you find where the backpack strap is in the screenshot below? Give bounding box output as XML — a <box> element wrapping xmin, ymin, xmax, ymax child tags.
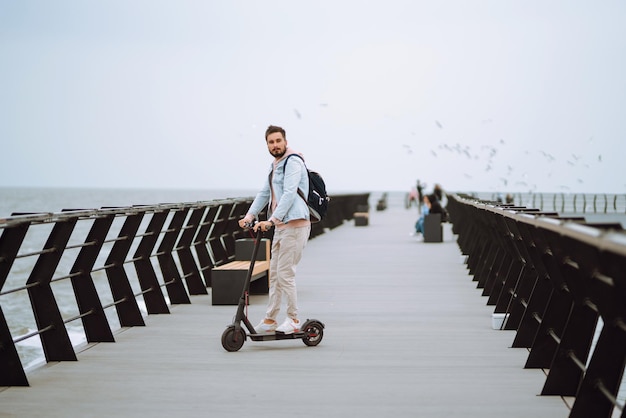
<box><xmin>284</xmin><ymin>154</ymin><xmax>308</xmax><ymax>204</ymax></box>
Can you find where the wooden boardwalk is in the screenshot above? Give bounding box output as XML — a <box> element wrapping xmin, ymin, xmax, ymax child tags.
<box><xmin>0</xmin><ymin>203</ymin><xmax>571</xmax><ymax>418</ymax></box>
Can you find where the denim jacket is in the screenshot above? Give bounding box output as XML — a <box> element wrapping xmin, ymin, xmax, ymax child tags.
<box><xmin>247</xmin><ymin>151</ymin><xmax>310</xmax><ymax>224</ymax></box>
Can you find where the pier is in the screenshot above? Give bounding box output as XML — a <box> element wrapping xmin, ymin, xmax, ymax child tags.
<box><xmin>0</xmin><ymin>199</ymin><xmax>575</xmax><ymax>417</ymax></box>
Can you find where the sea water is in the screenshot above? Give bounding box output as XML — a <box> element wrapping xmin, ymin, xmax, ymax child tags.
<box><xmin>0</xmin><ymin>186</ymin><xmax>258</xmax><ymax>218</ymax></box>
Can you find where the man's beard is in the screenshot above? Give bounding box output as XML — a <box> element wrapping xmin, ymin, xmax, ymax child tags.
<box><xmin>270</xmin><ymin>148</ymin><xmax>286</xmax><ymax>158</ymax></box>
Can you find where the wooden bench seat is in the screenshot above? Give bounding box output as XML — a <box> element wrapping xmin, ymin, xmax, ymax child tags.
<box><xmin>211</xmin><ymin>238</ymin><xmax>271</xmax><ymax>305</ymax></box>
<box><xmin>213</xmin><ymin>260</ymin><xmax>270</xmax><ymax>278</ymax></box>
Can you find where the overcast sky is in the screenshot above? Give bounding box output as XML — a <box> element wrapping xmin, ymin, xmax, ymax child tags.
<box><xmin>1</xmin><ymin>1</ymin><xmax>625</xmax><ymax>195</ymax></box>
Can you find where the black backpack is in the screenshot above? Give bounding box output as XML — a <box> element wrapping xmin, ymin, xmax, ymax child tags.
<box><xmin>285</xmin><ymin>154</ymin><xmax>330</xmax><ymax>223</ymax></box>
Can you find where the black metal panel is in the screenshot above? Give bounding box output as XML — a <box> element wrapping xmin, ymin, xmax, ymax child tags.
<box><xmin>221</xmin><ymin>203</ymin><xmax>239</xmax><ymax>258</ymax></box>
<box><xmin>105</xmin><ymin>213</ymin><xmax>145</xmax><ymax>326</ymax></box>
<box><xmin>570</xmin><ymin>252</ymin><xmax>626</xmax><ymax>418</ymax></box>
<box><xmin>570</xmin><ymin>325</ymin><xmax>626</xmax><ymax>418</ymax></box>
<box><xmin>511</xmin><ymin>224</ymin><xmax>555</xmax><ymax>347</ymax></box>
<box><xmin>541</xmin><ymin>302</ymin><xmax>598</xmax><ymax>395</ymax></box>
<box><xmin>133</xmin><ymin>211</ymin><xmax>170</xmax><ymax>314</ymax></box>
<box><xmin>229</xmin><ymin>201</ymin><xmax>251</xmax><ymax>243</ymax></box>
<box><xmin>175</xmin><ymin>207</ymin><xmax>207</xmax><ymax>295</ymax></box>
<box><xmin>0</xmin><ymin>309</ymin><xmax>28</xmax><ymax>386</ymax></box>
<box><xmin>26</xmin><ymin>219</ymin><xmax>77</xmax><ymax>362</ymax></box>
<box><xmin>486</xmin><ymin>255</ymin><xmax>512</xmax><ymax>305</ymax></box>
<box><xmin>524</xmin><ymin>227</ymin><xmax>576</xmax><ymax>369</ymax></box>
<box><xmin>0</xmin><ymin>223</ymin><xmax>29</xmax><ymax>289</ymax></box>
<box><xmin>493</xmin><ymin>260</ymin><xmax>523</xmax><ymax>313</ymax></box>
<box><xmin>467</xmin><ymin>236</ymin><xmax>487</xmax><ymax>279</ymax></box>
<box><xmin>209</xmin><ymin>203</ymin><xmax>234</xmax><ymax>266</ymax></box>
<box><xmin>512</xmin><ymin>273</ymin><xmax>553</xmax><ymax>348</ymax></box>
<box><xmin>499</xmin><ymin>218</ymin><xmax>535</xmax><ymax>330</ymax></box>
<box><xmin>193</xmin><ymin>205</ymin><xmax>219</xmax><ymax>287</ymax></box>
<box><xmin>0</xmin><ymin>223</ymin><xmax>31</xmax><ymax>385</ymax></box>
<box><xmin>485</xmin><ymin>216</ymin><xmax>514</xmax><ymax>304</ymax></box>
<box><xmin>156</xmin><ymin>209</ymin><xmax>190</xmax><ymax>304</ymax></box>
<box><xmin>70</xmin><ymin>215</ymin><xmax>115</xmax><ymax>343</ymax></box>
<box><xmin>479</xmin><ymin>246</ymin><xmax>501</xmax><ymax>294</ymax></box>
<box><xmin>525</xmin><ymin>270</ymin><xmax>573</xmax><ymax>368</ymax></box>
<box><xmin>541</xmin><ymin>238</ymin><xmax>602</xmax><ymax>395</ymax></box>
<box><xmin>504</xmin><ymin>267</ymin><xmax>535</xmax><ymax>331</ymax></box>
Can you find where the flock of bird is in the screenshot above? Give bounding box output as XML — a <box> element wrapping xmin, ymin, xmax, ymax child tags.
<box><xmin>288</xmin><ymin>106</ymin><xmax>615</xmax><ymax>192</ymax></box>
<box><xmin>401</xmin><ymin>120</ymin><xmax>607</xmax><ymax>193</ymax></box>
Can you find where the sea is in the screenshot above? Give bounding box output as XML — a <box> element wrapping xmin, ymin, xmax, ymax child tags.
<box><xmin>0</xmin><ymin>186</ymin><xmax>259</xmax><ymax>218</ymax></box>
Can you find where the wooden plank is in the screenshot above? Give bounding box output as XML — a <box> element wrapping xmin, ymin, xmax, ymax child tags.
<box><xmin>213</xmin><ymin>260</ymin><xmax>269</xmax><ymax>277</ymax></box>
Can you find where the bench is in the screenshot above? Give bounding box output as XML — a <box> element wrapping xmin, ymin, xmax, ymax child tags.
<box><xmin>354</xmin><ymin>212</ymin><xmax>369</xmax><ymax>226</ymax></box>
<box><xmin>376</xmin><ymin>192</ymin><xmax>388</xmax><ymax>211</ymax></box>
<box><xmin>211</xmin><ymin>238</ymin><xmax>271</xmax><ymax>305</ymax></box>
<box><xmin>354</xmin><ymin>204</ymin><xmax>370</xmax><ymax>226</ymax></box>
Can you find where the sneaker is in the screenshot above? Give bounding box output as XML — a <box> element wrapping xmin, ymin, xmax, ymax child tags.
<box><xmin>275</xmin><ymin>317</ymin><xmax>300</xmax><ymax>334</ymax></box>
<box><xmin>254</xmin><ymin>319</ymin><xmax>277</xmax><ymax>334</ymax></box>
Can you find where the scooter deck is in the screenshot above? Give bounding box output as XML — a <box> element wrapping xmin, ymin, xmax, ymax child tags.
<box><xmin>248</xmin><ymin>331</ymin><xmax>306</xmax><ymax>342</ymax></box>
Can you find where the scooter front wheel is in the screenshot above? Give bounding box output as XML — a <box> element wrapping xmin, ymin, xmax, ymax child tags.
<box><xmin>302</xmin><ymin>320</ymin><xmax>324</xmax><ymax>347</ymax></box>
<box><xmin>221</xmin><ymin>326</ymin><xmax>246</xmax><ymax>352</ymax></box>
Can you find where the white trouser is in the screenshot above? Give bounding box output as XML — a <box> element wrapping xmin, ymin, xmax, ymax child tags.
<box><xmin>265</xmin><ymin>224</ymin><xmax>310</xmax><ymax>321</ymax></box>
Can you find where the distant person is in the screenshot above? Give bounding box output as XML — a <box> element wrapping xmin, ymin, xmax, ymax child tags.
<box><xmin>428</xmin><ymin>193</ymin><xmax>448</xmax><ymax>222</ymax></box>
<box><xmin>377</xmin><ymin>192</ymin><xmax>388</xmax><ymax>211</ymax></box>
<box><xmin>238</xmin><ymin>124</ymin><xmax>311</xmax><ymax>334</ymax></box>
<box><xmin>505</xmin><ymin>193</ymin><xmax>514</xmax><ymax>204</ymax></box>
<box><xmin>413</xmin><ymin>196</ymin><xmax>430</xmax><ymax>237</ymax></box>
<box><xmin>407</xmin><ymin>187</ymin><xmax>418</xmax><ymax>208</ymax></box>
<box><xmin>413</xmin><ymin>193</ymin><xmax>447</xmax><ymax>236</ymax></box>
<box><xmin>417</xmin><ymin>180</ymin><xmax>425</xmax><ymax>213</ymax></box>
<box><xmin>433</xmin><ymin>183</ymin><xmax>444</xmax><ymax>202</ymax></box>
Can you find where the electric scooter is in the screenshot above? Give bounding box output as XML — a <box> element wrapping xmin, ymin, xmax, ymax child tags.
<box><xmin>221</xmin><ymin>223</ymin><xmax>325</xmax><ymax>352</ymax></box>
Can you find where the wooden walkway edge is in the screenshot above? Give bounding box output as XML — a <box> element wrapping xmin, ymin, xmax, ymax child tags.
<box><xmin>0</xmin><ymin>203</ymin><xmax>571</xmax><ymax>418</ymax></box>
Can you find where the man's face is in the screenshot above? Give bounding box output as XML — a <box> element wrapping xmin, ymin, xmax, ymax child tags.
<box><xmin>266</xmin><ymin>132</ymin><xmax>287</xmax><ymax>158</ymax></box>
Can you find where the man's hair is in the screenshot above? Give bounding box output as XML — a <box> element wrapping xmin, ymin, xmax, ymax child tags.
<box><xmin>265</xmin><ymin>125</ymin><xmax>286</xmax><ymax>141</ymax></box>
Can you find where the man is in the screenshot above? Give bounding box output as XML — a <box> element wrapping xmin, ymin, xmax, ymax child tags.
<box><xmin>238</xmin><ymin>125</ymin><xmax>311</xmax><ymax>334</ymax></box>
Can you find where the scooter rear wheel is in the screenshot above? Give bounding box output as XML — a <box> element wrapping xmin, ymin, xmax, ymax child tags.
<box><xmin>221</xmin><ymin>326</ymin><xmax>246</xmax><ymax>352</ymax></box>
<box><xmin>302</xmin><ymin>320</ymin><xmax>324</xmax><ymax>347</ymax></box>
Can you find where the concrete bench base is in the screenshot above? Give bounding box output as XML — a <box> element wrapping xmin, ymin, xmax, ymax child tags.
<box><xmin>424</xmin><ymin>213</ymin><xmax>443</xmax><ymax>242</ymax></box>
<box><xmin>354</xmin><ymin>212</ymin><xmax>369</xmax><ymax>226</ymax></box>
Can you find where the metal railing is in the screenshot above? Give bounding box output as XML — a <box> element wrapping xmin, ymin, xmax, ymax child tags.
<box><xmin>0</xmin><ymin>193</ymin><xmax>369</xmax><ymax>386</ymax></box>
<box><xmin>478</xmin><ymin>192</ymin><xmax>626</xmax><ymax>214</ymax></box>
<box><xmin>447</xmin><ymin>193</ymin><xmax>626</xmax><ymax>418</ymax></box>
